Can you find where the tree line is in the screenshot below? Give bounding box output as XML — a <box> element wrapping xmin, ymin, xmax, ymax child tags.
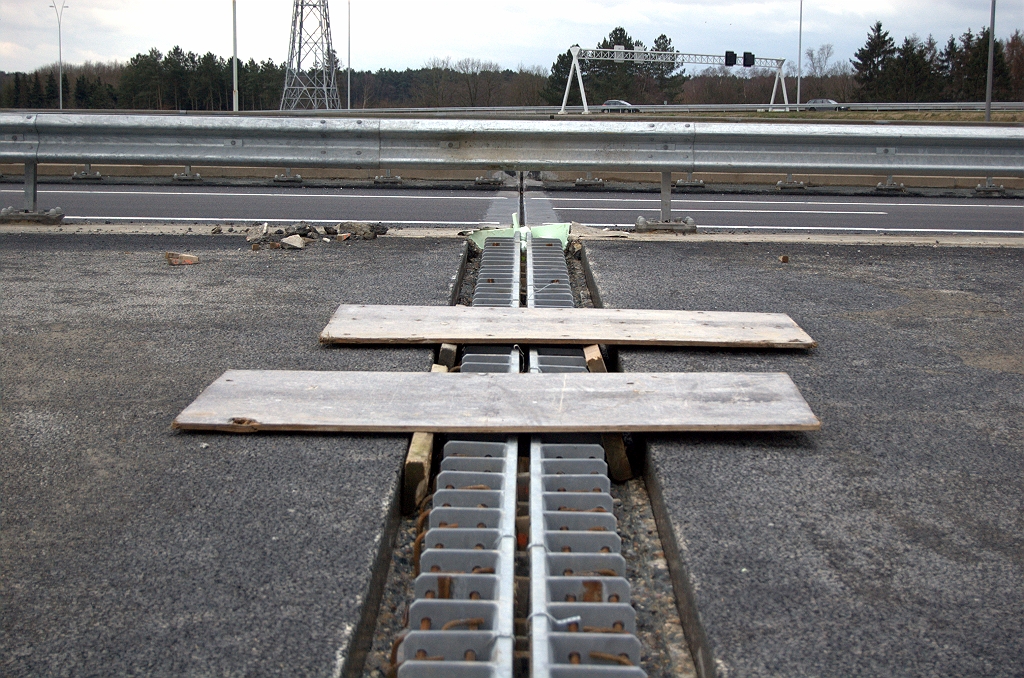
<box><xmin>1</xmin><ymin>22</ymin><xmax>1021</xmax><ymax>110</ymax></box>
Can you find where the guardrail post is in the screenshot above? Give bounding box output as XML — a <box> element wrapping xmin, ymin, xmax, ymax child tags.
<box><xmin>24</xmin><ymin>161</ymin><xmax>37</xmax><ymax>212</ymax></box>
<box><xmin>661</xmin><ymin>171</ymin><xmax>672</xmax><ymax>221</ymax></box>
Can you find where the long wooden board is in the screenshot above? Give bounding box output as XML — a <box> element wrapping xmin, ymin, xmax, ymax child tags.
<box><xmin>173</xmin><ymin>370</ymin><xmax>820</xmax><ymax>433</ymax></box>
<box><xmin>318</xmin><ymin>305</ymin><xmax>816</xmax><ymax>348</ymax></box>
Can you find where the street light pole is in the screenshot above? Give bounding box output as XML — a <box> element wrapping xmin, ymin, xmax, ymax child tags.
<box><xmin>232</xmin><ymin>0</ymin><xmax>239</xmax><ymax>112</ymax></box>
<box><xmin>796</xmin><ymin>0</ymin><xmax>803</xmax><ymax>108</ymax></box>
<box><xmin>347</xmin><ymin>0</ymin><xmax>352</xmax><ymax>110</ymax></box>
<box><xmin>985</xmin><ymin>0</ymin><xmax>996</xmax><ymax>122</ymax></box>
<box><xmin>50</xmin><ymin>2</ymin><xmax>69</xmax><ymax>110</ymax></box>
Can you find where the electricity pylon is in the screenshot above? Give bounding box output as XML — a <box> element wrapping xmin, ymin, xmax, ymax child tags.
<box><xmin>281</xmin><ymin>0</ymin><xmax>342</xmax><ymax>110</ymax></box>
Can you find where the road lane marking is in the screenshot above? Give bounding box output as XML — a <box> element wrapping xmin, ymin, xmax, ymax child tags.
<box><xmin>60</xmin><ymin>215</ymin><xmax>501</xmax><ymax>226</ymax></box>
<box><xmin>538</xmin><ymin>197</ymin><xmax>1023</xmax><ymax>209</ymax></box>
<box><xmin>578</xmin><ymin>223</ymin><xmax>1024</xmax><ymax>234</ymax></box>
<box><xmin>0</xmin><ymin>189</ymin><xmax>505</xmax><ymax>201</ymax></box>
<box><xmin>552</xmin><ymin>206</ymin><xmax>889</xmax><ymax>215</ymax></box>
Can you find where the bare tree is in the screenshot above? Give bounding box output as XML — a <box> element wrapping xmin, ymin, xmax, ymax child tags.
<box><xmin>421</xmin><ymin>56</ymin><xmax>453</xmax><ymax>106</ymax></box>
<box><xmin>805</xmin><ymin>44</ymin><xmax>835</xmax><ymax>77</ymax></box>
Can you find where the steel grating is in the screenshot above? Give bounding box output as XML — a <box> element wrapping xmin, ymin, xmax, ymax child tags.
<box><xmin>525</xmin><ymin>232</ymin><xmax>647</xmax><ymax>676</ymax></box>
<box><xmin>400</xmin><ymin>233</ymin><xmax>646</xmax><ymax>676</ymax></box>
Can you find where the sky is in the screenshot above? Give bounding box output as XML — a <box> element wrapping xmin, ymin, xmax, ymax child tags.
<box><xmin>0</xmin><ymin>0</ymin><xmax>1021</xmax><ymax>75</ymax></box>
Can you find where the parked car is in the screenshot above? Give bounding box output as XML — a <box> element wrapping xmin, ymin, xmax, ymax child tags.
<box><xmin>806</xmin><ymin>98</ymin><xmax>850</xmax><ymax>111</ymax></box>
<box><xmin>601</xmin><ymin>99</ymin><xmax>640</xmax><ymax>113</ymax></box>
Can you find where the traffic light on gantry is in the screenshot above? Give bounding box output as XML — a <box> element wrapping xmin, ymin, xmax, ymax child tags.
<box><xmin>743</xmin><ymin>52</ymin><xmax>755</xmax><ymax>67</ymax></box>
<box><xmin>725</xmin><ymin>51</ymin><xmax>737</xmax><ymax>66</ymax></box>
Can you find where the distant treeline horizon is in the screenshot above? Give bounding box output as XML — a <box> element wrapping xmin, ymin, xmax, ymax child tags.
<box><xmin>1</xmin><ymin>23</ymin><xmax>1021</xmax><ymax>111</ymax></box>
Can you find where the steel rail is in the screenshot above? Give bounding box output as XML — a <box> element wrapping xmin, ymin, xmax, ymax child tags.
<box><xmin>2</xmin><ymin>113</ymin><xmax>1021</xmax><ymax>176</ymax></box>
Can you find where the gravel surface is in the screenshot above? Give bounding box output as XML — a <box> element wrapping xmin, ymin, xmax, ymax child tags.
<box><xmin>584</xmin><ymin>240</ymin><xmax>1024</xmax><ymax>677</ymax></box>
<box><xmin>1</xmin><ymin>233</ymin><xmax>465</xmax><ymax>677</ymax></box>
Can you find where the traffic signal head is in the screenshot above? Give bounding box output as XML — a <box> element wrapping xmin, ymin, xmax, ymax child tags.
<box><xmin>725</xmin><ymin>51</ymin><xmax>737</xmax><ymax>66</ymax></box>
<box><xmin>743</xmin><ymin>51</ymin><xmax>755</xmax><ymax>67</ymax></box>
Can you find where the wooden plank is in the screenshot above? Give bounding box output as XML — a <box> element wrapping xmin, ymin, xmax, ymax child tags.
<box><xmin>582</xmin><ymin>344</ymin><xmax>632</xmax><ymax>482</ymax></box>
<box><xmin>173</xmin><ymin>370</ymin><xmax>820</xmax><ymax>433</ymax></box>
<box><xmin>319</xmin><ymin>305</ymin><xmax>816</xmax><ymax>349</ymax></box>
<box><xmin>402</xmin><ymin>364</ymin><xmax>448</xmax><ymax>515</ymax></box>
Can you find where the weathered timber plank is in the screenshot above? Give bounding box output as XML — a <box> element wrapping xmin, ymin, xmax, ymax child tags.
<box><xmin>402</xmin><ymin>364</ymin><xmax>447</xmax><ymax>515</ymax></box>
<box><xmin>582</xmin><ymin>344</ymin><xmax>633</xmax><ymax>482</ymax></box>
<box><xmin>173</xmin><ymin>370</ymin><xmax>820</xmax><ymax>433</ymax></box>
<box><xmin>319</xmin><ymin>305</ymin><xmax>817</xmax><ymax>349</ymax></box>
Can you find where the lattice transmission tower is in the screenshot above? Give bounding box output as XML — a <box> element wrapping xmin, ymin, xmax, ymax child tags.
<box><xmin>280</xmin><ymin>0</ymin><xmax>342</xmax><ymax>110</ymax></box>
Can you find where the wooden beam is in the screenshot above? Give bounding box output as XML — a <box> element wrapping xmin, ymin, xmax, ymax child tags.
<box><xmin>402</xmin><ymin>364</ymin><xmax>447</xmax><ymax>515</ymax></box>
<box><xmin>319</xmin><ymin>305</ymin><xmax>817</xmax><ymax>349</ymax></box>
<box><xmin>173</xmin><ymin>370</ymin><xmax>821</xmax><ymax>433</ymax></box>
<box><xmin>582</xmin><ymin>344</ymin><xmax>632</xmax><ymax>482</ymax></box>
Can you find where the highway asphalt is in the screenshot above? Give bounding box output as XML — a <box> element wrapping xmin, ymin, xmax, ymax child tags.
<box><xmin>0</xmin><ymin>234</ymin><xmax>466</xmax><ymax>676</ymax></box>
<box><xmin>2</xmin><ymin>184</ymin><xmax>1022</xmax><ymax>235</ymax></box>
<box><xmin>584</xmin><ymin>240</ymin><xmax>1024</xmax><ymax>677</ymax></box>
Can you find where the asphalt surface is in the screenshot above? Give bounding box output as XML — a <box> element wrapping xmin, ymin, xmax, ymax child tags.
<box><xmin>0</xmin><ymin>234</ymin><xmax>466</xmax><ymax>676</ymax></box>
<box><xmin>3</xmin><ymin>184</ymin><xmax>1022</xmax><ymax>235</ymax></box>
<box><xmin>583</xmin><ymin>241</ymin><xmax>1024</xmax><ymax>677</ymax></box>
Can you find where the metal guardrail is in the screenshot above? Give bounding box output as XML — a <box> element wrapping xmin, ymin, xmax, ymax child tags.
<box><xmin>2</xmin><ymin>112</ymin><xmax>1021</xmax><ymax>176</ymax></box>
<box><xmin>2</xmin><ymin>112</ymin><xmax>1021</xmax><ymax>217</ymax></box>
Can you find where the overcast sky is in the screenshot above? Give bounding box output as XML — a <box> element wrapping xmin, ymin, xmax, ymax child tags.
<box><xmin>1</xmin><ymin>0</ymin><xmax>1021</xmax><ymax>75</ymax></box>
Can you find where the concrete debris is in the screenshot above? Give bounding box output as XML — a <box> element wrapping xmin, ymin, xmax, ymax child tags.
<box><xmin>323</xmin><ymin>225</ymin><xmax>338</xmax><ymax>235</ymax></box>
<box><xmin>339</xmin><ymin>221</ymin><xmax>388</xmax><ymax>240</ymax></box>
<box><xmin>280</xmin><ymin>234</ymin><xmax>306</xmax><ymax>249</ymax></box>
<box><xmin>246</xmin><ymin>223</ymin><xmax>270</xmax><ymax>242</ymax></box>
<box><xmin>635</xmin><ymin>215</ymin><xmax>697</xmax><ymax>234</ymax></box>
<box><xmin>165</xmin><ymin>251</ymin><xmax>199</xmax><ymax>265</ymax></box>
<box><xmin>285</xmin><ymin>221</ymin><xmax>316</xmax><ymax>238</ymax></box>
<box><xmin>210</xmin><ymin>225</ymin><xmax>222</xmax><ymax>234</ymax></box>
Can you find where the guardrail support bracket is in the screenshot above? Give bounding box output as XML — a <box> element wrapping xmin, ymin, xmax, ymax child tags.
<box><xmin>875</xmin><ymin>174</ymin><xmax>906</xmax><ymax>193</ymax></box>
<box><xmin>72</xmin><ymin>163</ymin><xmax>103</xmax><ymax>181</ymax></box>
<box><xmin>776</xmin><ymin>173</ymin><xmax>806</xmax><ymax>191</ymax></box>
<box><xmin>676</xmin><ymin>171</ymin><xmax>705</xmax><ymax>190</ymax></box>
<box><xmin>173</xmin><ymin>165</ymin><xmax>202</xmax><ymax>182</ymax></box>
<box><xmin>975</xmin><ymin>177</ymin><xmax>1005</xmax><ymax>196</ymax></box>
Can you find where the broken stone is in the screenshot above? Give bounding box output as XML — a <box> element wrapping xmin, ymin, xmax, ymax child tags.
<box><xmin>324</xmin><ymin>225</ymin><xmax>338</xmax><ymax>235</ymax></box>
<box><xmin>210</xmin><ymin>225</ymin><xmax>222</xmax><ymax>234</ymax></box>
<box><xmin>779</xmin><ymin>255</ymin><xmax>790</xmax><ymax>263</ymax></box>
<box><xmin>275</xmin><ymin>229</ymin><xmax>285</xmax><ymax>235</ymax></box>
<box><xmin>165</xmin><ymin>251</ymin><xmax>199</xmax><ymax>265</ymax></box>
<box><xmin>246</xmin><ymin>223</ymin><xmax>270</xmax><ymax>242</ymax></box>
<box><xmin>341</xmin><ymin>221</ymin><xmax>388</xmax><ymax>240</ymax></box>
<box><xmin>280</xmin><ymin>234</ymin><xmax>306</xmax><ymax>249</ymax></box>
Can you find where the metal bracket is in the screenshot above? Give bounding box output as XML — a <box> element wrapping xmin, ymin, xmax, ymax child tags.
<box><xmin>173</xmin><ymin>165</ymin><xmax>202</xmax><ymax>182</ymax></box>
<box><xmin>975</xmin><ymin>177</ymin><xmax>1005</xmax><ymax>196</ymax></box>
<box><xmin>72</xmin><ymin>163</ymin><xmax>102</xmax><ymax>181</ymax></box>
<box><xmin>776</xmin><ymin>173</ymin><xmax>806</xmax><ymax>190</ymax></box>
<box><xmin>273</xmin><ymin>167</ymin><xmax>302</xmax><ymax>183</ymax></box>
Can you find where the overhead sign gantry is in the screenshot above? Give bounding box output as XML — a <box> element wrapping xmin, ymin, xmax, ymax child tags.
<box><xmin>559</xmin><ymin>44</ymin><xmax>791</xmax><ymax>114</ymax></box>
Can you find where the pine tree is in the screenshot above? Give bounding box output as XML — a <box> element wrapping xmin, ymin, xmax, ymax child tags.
<box><xmin>29</xmin><ymin>73</ymin><xmax>44</xmax><ymax>107</ymax></box>
<box><xmin>45</xmin><ymin>72</ymin><xmax>59</xmax><ymax>107</ymax></box>
<box><xmin>851</xmin><ymin>21</ymin><xmax>896</xmax><ymax>101</ymax></box>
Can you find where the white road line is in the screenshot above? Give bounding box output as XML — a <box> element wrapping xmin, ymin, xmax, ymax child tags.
<box><xmin>0</xmin><ymin>189</ymin><xmax>505</xmax><ymax>201</ymax></box>
<box><xmin>553</xmin><ymin>206</ymin><xmax>889</xmax><ymax>215</ymax></box>
<box><xmin>581</xmin><ymin>223</ymin><xmax>1024</xmax><ymax>234</ymax></box>
<box><xmin>538</xmin><ymin>197</ymin><xmax>1023</xmax><ymax>209</ymax></box>
<box><xmin>61</xmin><ymin>215</ymin><xmax>500</xmax><ymax>226</ymax></box>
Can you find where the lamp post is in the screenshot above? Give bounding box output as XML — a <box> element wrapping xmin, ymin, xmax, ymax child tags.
<box><xmin>796</xmin><ymin>0</ymin><xmax>803</xmax><ymax>108</ymax></box>
<box><xmin>984</xmin><ymin>0</ymin><xmax>996</xmax><ymax>122</ymax></box>
<box><xmin>347</xmin><ymin>0</ymin><xmax>351</xmax><ymax>110</ymax></box>
<box><xmin>232</xmin><ymin>0</ymin><xmax>239</xmax><ymax>112</ymax></box>
<box><xmin>50</xmin><ymin>1</ymin><xmax>69</xmax><ymax>110</ymax></box>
